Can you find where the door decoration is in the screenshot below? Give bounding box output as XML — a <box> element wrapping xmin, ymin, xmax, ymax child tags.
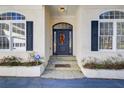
<box><xmin>59</xmin><ymin>33</ymin><xmax>65</xmax><ymax>45</ymax></box>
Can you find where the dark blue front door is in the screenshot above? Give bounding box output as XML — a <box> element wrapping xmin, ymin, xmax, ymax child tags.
<box><xmin>53</xmin><ymin>29</ymin><xmax>72</xmax><ymax>55</ymax></box>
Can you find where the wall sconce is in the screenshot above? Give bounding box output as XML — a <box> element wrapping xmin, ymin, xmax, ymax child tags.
<box><xmin>59</xmin><ymin>7</ymin><xmax>65</xmax><ymax>12</ymax></box>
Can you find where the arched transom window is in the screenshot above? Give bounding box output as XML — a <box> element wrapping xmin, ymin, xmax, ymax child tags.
<box><xmin>0</xmin><ymin>12</ymin><xmax>26</xmax><ymax>51</ymax></box>
<box><xmin>53</xmin><ymin>23</ymin><xmax>72</xmax><ymax>29</ymax></box>
<box><xmin>0</xmin><ymin>12</ymin><xmax>25</xmax><ymax>20</ymax></box>
<box><xmin>99</xmin><ymin>11</ymin><xmax>124</xmax><ymax>19</ymax></box>
<box><xmin>99</xmin><ymin>11</ymin><xmax>124</xmax><ymax>50</ymax></box>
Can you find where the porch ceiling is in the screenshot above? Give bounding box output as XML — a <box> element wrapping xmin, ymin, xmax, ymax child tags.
<box><xmin>46</xmin><ymin>5</ymin><xmax>79</xmax><ymax>17</ymax></box>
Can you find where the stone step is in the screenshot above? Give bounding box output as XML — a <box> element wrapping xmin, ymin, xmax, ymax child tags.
<box><xmin>46</xmin><ymin>67</ymin><xmax>81</xmax><ymax>71</ymax></box>
<box><xmin>49</xmin><ymin>56</ymin><xmax>76</xmax><ymax>61</ymax></box>
<box><xmin>50</xmin><ymin>55</ymin><xmax>76</xmax><ymax>58</ymax></box>
<box><xmin>41</xmin><ymin>56</ymin><xmax>84</xmax><ymax>79</ymax></box>
<box><xmin>49</xmin><ymin>60</ymin><xmax>76</xmax><ymax>62</ymax></box>
<box><xmin>46</xmin><ymin>64</ymin><xmax>81</xmax><ymax>71</ymax></box>
<box><xmin>48</xmin><ymin>61</ymin><xmax>77</xmax><ymax>65</ymax></box>
<box><xmin>41</xmin><ymin>70</ymin><xmax>84</xmax><ymax>79</ymax></box>
<box><xmin>49</xmin><ymin>59</ymin><xmax>76</xmax><ymax>61</ymax></box>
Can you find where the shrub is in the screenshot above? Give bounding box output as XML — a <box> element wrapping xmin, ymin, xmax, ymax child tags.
<box><xmin>1</xmin><ymin>56</ymin><xmax>22</xmax><ymax>63</ymax></box>
<box><xmin>0</xmin><ymin>56</ymin><xmax>42</xmax><ymax>66</ymax></box>
<box><xmin>83</xmin><ymin>62</ymin><xmax>124</xmax><ymax>69</ymax></box>
<box><xmin>82</xmin><ymin>54</ymin><xmax>124</xmax><ymax>69</ymax></box>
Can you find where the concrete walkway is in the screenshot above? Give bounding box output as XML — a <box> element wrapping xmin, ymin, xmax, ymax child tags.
<box><xmin>41</xmin><ymin>61</ymin><xmax>84</xmax><ymax>79</ymax></box>
<box><xmin>0</xmin><ymin>77</ymin><xmax>124</xmax><ymax>88</ymax></box>
<box><xmin>41</xmin><ymin>56</ymin><xmax>84</xmax><ymax>79</ymax></box>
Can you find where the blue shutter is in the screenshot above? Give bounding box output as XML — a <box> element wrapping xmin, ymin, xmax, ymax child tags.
<box><xmin>26</xmin><ymin>21</ymin><xmax>33</xmax><ymax>51</ymax></box>
<box><xmin>91</xmin><ymin>21</ymin><xmax>98</xmax><ymax>51</ymax></box>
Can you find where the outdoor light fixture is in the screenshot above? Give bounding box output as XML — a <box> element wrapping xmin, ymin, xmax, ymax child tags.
<box><xmin>59</xmin><ymin>7</ymin><xmax>65</xmax><ymax>12</ymax></box>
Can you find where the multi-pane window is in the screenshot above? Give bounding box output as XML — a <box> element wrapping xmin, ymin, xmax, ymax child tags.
<box><xmin>53</xmin><ymin>23</ymin><xmax>72</xmax><ymax>29</ymax></box>
<box><xmin>0</xmin><ymin>12</ymin><xmax>25</xmax><ymax>20</ymax></box>
<box><xmin>0</xmin><ymin>23</ymin><xmax>10</xmax><ymax>49</ymax></box>
<box><xmin>12</xmin><ymin>23</ymin><xmax>26</xmax><ymax>50</ymax></box>
<box><xmin>0</xmin><ymin>12</ymin><xmax>26</xmax><ymax>51</ymax></box>
<box><xmin>100</xmin><ymin>11</ymin><xmax>124</xmax><ymax>19</ymax></box>
<box><xmin>99</xmin><ymin>22</ymin><xmax>113</xmax><ymax>49</ymax></box>
<box><xmin>117</xmin><ymin>22</ymin><xmax>124</xmax><ymax>49</ymax></box>
<box><xmin>99</xmin><ymin>11</ymin><xmax>124</xmax><ymax>50</ymax></box>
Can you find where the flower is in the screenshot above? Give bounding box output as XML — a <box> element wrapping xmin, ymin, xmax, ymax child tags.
<box><xmin>34</xmin><ymin>54</ymin><xmax>41</xmax><ymax>61</ymax></box>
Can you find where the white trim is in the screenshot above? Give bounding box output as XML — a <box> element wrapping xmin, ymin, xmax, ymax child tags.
<box><xmin>113</xmin><ymin>22</ymin><xmax>116</xmax><ymax>51</ymax></box>
<box><xmin>10</xmin><ymin>21</ymin><xmax>12</xmax><ymax>51</ymax></box>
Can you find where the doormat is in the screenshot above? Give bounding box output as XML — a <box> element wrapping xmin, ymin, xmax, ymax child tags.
<box><xmin>55</xmin><ymin>64</ymin><xmax>71</xmax><ymax>68</ymax></box>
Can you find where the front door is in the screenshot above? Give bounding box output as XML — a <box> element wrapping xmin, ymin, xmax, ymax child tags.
<box><xmin>56</xmin><ymin>29</ymin><xmax>69</xmax><ymax>55</ymax></box>
<box><xmin>53</xmin><ymin>29</ymin><xmax>72</xmax><ymax>55</ymax></box>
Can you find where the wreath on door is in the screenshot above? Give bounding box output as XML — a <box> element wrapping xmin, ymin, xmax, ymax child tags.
<box><xmin>59</xmin><ymin>33</ymin><xmax>65</xmax><ymax>45</ymax></box>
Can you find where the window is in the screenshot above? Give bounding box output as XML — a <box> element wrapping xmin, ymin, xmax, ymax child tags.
<box><xmin>117</xmin><ymin>22</ymin><xmax>124</xmax><ymax>49</ymax></box>
<box><xmin>0</xmin><ymin>12</ymin><xmax>26</xmax><ymax>51</ymax></box>
<box><xmin>0</xmin><ymin>23</ymin><xmax>10</xmax><ymax>49</ymax></box>
<box><xmin>99</xmin><ymin>11</ymin><xmax>124</xmax><ymax>50</ymax></box>
<box><xmin>100</xmin><ymin>11</ymin><xmax>124</xmax><ymax>19</ymax></box>
<box><xmin>0</xmin><ymin>12</ymin><xmax>25</xmax><ymax>20</ymax></box>
<box><xmin>53</xmin><ymin>23</ymin><xmax>72</xmax><ymax>29</ymax></box>
<box><xmin>99</xmin><ymin>22</ymin><xmax>113</xmax><ymax>49</ymax></box>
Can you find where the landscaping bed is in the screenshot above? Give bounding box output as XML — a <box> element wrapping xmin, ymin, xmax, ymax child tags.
<box><xmin>81</xmin><ymin>55</ymin><xmax>124</xmax><ymax>79</ymax></box>
<box><xmin>0</xmin><ymin>54</ymin><xmax>45</xmax><ymax>77</ymax></box>
<box><xmin>0</xmin><ymin>65</ymin><xmax>45</xmax><ymax>77</ymax></box>
<box><xmin>83</xmin><ymin>62</ymin><xmax>124</xmax><ymax>69</ymax></box>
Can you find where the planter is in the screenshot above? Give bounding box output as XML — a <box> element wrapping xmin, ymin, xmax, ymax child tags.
<box><xmin>82</xmin><ymin>68</ymin><xmax>124</xmax><ymax>79</ymax></box>
<box><xmin>0</xmin><ymin>64</ymin><xmax>45</xmax><ymax>77</ymax></box>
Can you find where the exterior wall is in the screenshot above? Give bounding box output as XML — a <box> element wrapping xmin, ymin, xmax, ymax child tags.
<box><xmin>50</xmin><ymin>16</ymin><xmax>77</xmax><ymax>56</ymax></box>
<box><xmin>45</xmin><ymin>5</ymin><xmax>124</xmax><ymax>62</ymax></box>
<box><xmin>0</xmin><ymin>5</ymin><xmax>124</xmax><ymax>63</ymax></box>
<box><xmin>0</xmin><ymin>5</ymin><xmax>45</xmax><ymax>61</ymax></box>
<box><xmin>44</xmin><ymin>6</ymin><xmax>52</xmax><ymax>62</ymax></box>
<box><xmin>76</xmin><ymin>6</ymin><xmax>124</xmax><ymax>63</ymax></box>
